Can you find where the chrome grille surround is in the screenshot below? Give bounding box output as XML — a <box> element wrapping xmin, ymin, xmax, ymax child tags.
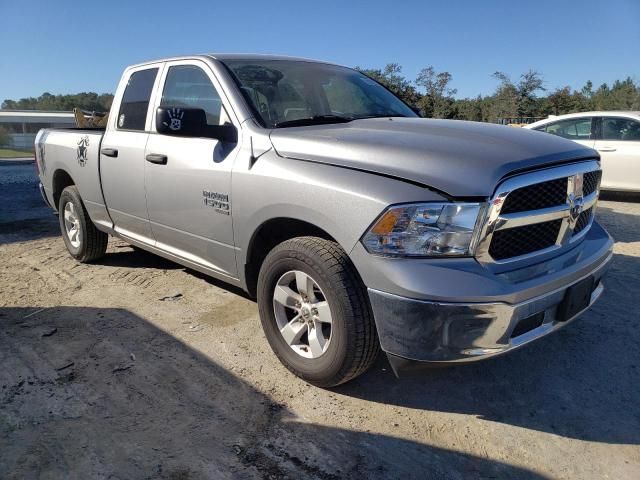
<box><xmin>474</xmin><ymin>160</ymin><xmax>602</xmax><ymax>265</ymax></box>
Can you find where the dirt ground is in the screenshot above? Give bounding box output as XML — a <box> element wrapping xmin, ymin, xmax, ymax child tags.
<box><xmin>1</xmin><ymin>160</ymin><xmax>639</xmax><ymax>480</ymax></box>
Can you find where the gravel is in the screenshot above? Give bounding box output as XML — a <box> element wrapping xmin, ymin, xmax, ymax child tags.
<box><xmin>1</xmin><ymin>163</ymin><xmax>638</xmax><ymax>479</ymax></box>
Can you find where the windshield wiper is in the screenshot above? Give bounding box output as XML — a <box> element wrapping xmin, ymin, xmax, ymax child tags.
<box><xmin>274</xmin><ymin>115</ymin><xmax>354</xmax><ymax>128</ymax></box>
<box><xmin>354</xmin><ymin>114</ymin><xmax>410</xmax><ymax>120</ymax></box>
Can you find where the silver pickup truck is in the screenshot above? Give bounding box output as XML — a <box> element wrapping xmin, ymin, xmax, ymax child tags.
<box><xmin>36</xmin><ymin>54</ymin><xmax>613</xmax><ymax>386</ymax></box>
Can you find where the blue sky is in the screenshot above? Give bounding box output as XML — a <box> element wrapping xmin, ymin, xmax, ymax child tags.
<box><xmin>1</xmin><ymin>0</ymin><xmax>638</xmax><ymax>102</ymax></box>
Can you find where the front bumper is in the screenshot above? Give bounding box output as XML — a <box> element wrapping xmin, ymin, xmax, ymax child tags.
<box><xmin>361</xmin><ymin>222</ymin><xmax>613</xmax><ymax>371</ymax></box>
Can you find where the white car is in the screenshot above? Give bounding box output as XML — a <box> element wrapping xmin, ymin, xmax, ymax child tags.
<box><xmin>526</xmin><ymin>111</ymin><xmax>640</xmax><ymax>192</ymax></box>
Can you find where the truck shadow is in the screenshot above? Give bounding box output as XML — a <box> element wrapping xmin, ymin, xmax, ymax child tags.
<box><xmin>596</xmin><ymin>205</ymin><xmax>640</xmax><ymax>242</ymax></box>
<box><xmin>0</xmin><ymin>306</ymin><xmax>547</xmax><ymax>480</ymax></box>
<box><xmin>100</xmin><ymin>244</ymin><xmax>182</xmax><ymax>270</ymax></box>
<box><xmin>338</xmin><ymin>251</ymin><xmax>640</xmax><ymax>446</ymax></box>
<box><xmin>100</xmin><ymin>244</ymin><xmax>255</xmax><ymax>300</ymax></box>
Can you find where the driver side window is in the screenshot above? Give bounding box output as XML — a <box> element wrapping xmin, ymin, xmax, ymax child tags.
<box><xmin>160</xmin><ymin>65</ymin><xmax>228</xmax><ymax>126</ymax></box>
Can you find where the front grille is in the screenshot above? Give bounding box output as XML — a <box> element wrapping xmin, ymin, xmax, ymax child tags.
<box><xmin>500</xmin><ymin>177</ymin><xmax>568</xmax><ymax>214</ymax></box>
<box><xmin>479</xmin><ymin>163</ymin><xmax>602</xmax><ymax>263</ymax></box>
<box><xmin>583</xmin><ymin>171</ymin><xmax>601</xmax><ymax>196</ymax></box>
<box><xmin>489</xmin><ymin>219</ymin><xmax>562</xmax><ymax>260</ymax></box>
<box><xmin>573</xmin><ymin>207</ymin><xmax>593</xmax><ymax>236</ymax></box>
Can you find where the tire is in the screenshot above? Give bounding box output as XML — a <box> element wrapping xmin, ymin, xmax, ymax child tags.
<box><xmin>257</xmin><ymin>236</ymin><xmax>380</xmax><ymax>387</ymax></box>
<box><xmin>58</xmin><ymin>185</ymin><xmax>108</xmax><ymax>262</ymax></box>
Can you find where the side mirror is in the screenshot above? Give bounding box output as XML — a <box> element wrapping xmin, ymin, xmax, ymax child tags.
<box><xmin>156</xmin><ymin>107</ymin><xmax>237</xmax><ymax>143</ymax></box>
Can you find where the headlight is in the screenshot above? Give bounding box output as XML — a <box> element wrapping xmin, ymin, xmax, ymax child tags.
<box><xmin>361</xmin><ymin>203</ymin><xmax>483</xmax><ymax>257</ymax></box>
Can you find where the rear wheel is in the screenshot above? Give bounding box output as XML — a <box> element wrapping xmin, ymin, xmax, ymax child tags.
<box><xmin>257</xmin><ymin>237</ymin><xmax>380</xmax><ymax>387</ymax></box>
<box><xmin>59</xmin><ymin>186</ymin><xmax>108</xmax><ymax>262</ymax></box>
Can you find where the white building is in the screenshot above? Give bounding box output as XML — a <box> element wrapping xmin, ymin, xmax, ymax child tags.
<box><xmin>0</xmin><ymin>110</ymin><xmax>76</xmax><ymax>150</ymax></box>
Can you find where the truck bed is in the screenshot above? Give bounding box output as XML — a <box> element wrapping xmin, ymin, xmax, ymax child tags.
<box><xmin>35</xmin><ymin>128</ymin><xmax>106</xmax><ymax>220</ymax></box>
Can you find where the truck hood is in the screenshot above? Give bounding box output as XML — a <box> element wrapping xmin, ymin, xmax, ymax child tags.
<box><xmin>269</xmin><ymin>118</ymin><xmax>596</xmax><ymax>197</ymax></box>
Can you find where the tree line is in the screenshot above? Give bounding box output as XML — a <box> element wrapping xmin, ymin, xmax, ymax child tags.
<box><xmin>2</xmin><ymin>66</ymin><xmax>639</xmax><ymax>123</ymax></box>
<box><xmin>358</xmin><ymin>64</ymin><xmax>640</xmax><ymax>122</ymax></box>
<box><xmin>1</xmin><ymin>92</ymin><xmax>114</xmax><ymax>113</ymax></box>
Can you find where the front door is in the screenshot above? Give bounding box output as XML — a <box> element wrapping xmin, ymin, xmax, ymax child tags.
<box><xmin>101</xmin><ymin>66</ymin><xmax>162</xmax><ymax>242</ymax></box>
<box><xmin>144</xmin><ymin>61</ymin><xmax>240</xmax><ymax>278</ymax></box>
<box><xmin>595</xmin><ymin>116</ymin><xmax>640</xmax><ymax>191</ymax></box>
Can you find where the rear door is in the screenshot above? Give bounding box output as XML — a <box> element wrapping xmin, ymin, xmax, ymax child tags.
<box><xmin>594</xmin><ymin>116</ymin><xmax>640</xmax><ymax>191</ymax></box>
<box><xmin>144</xmin><ymin>60</ymin><xmax>240</xmax><ymax>278</ymax></box>
<box><xmin>101</xmin><ymin>65</ymin><xmax>163</xmax><ymax>242</ymax></box>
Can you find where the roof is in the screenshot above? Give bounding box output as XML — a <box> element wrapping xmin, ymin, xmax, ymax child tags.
<box><xmin>127</xmin><ymin>53</ymin><xmax>338</xmax><ymax>70</ymax></box>
<box><xmin>545</xmin><ymin>111</ymin><xmax>639</xmax><ymax>119</ymax></box>
<box><xmin>526</xmin><ymin>111</ymin><xmax>640</xmax><ymax>128</ymax></box>
<box><xmin>208</xmin><ymin>53</ymin><xmax>330</xmax><ymax>63</ymax></box>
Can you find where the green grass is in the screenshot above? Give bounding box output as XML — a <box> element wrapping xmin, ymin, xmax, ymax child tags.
<box><xmin>0</xmin><ymin>148</ymin><xmax>33</xmax><ymax>158</ymax></box>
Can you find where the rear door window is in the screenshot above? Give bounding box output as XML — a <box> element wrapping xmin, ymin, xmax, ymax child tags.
<box><xmin>117</xmin><ymin>68</ymin><xmax>159</xmax><ymax>131</ymax></box>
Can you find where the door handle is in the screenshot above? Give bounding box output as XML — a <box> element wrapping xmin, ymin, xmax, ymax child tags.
<box><xmin>145</xmin><ymin>153</ymin><xmax>168</xmax><ymax>165</ymax></box>
<box><xmin>101</xmin><ymin>148</ymin><xmax>118</xmax><ymax>157</ymax></box>
<box><xmin>597</xmin><ymin>147</ymin><xmax>616</xmax><ymax>152</ymax></box>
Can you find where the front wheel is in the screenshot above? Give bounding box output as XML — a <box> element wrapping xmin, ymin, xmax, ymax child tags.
<box><xmin>59</xmin><ymin>186</ymin><xmax>108</xmax><ymax>262</ymax></box>
<box><xmin>257</xmin><ymin>237</ymin><xmax>380</xmax><ymax>387</ymax></box>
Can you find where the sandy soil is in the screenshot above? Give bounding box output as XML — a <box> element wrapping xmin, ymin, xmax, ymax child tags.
<box><xmin>1</xmin><ymin>161</ymin><xmax>639</xmax><ymax>479</ymax></box>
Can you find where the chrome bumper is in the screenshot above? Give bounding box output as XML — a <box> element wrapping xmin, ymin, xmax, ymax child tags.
<box><xmin>368</xmin><ymin>250</ymin><xmax>612</xmax><ymax>372</ymax></box>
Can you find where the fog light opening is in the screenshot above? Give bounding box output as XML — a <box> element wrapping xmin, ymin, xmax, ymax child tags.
<box><xmin>510</xmin><ymin>312</ymin><xmax>545</xmax><ymax>338</ymax></box>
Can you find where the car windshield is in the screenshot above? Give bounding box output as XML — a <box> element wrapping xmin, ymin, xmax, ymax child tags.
<box><xmin>221</xmin><ymin>59</ymin><xmax>417</xmax><ymax>128</ymax></box>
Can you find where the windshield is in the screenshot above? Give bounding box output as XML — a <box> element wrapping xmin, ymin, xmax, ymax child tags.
<box><xmin>221</xmin><ymin>59</ymin><xmax>417</xmax><ymax>128</ymax></box>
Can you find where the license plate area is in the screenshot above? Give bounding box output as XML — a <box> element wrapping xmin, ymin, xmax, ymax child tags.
<box><xmin>557</xmin><ymin>276</ymin><xmax>594</xmax><ymax>322</ymax></box>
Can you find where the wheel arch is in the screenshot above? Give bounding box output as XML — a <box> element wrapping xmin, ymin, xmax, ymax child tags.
<box><xmin>244</xmin><ymin>217</ymin><xmax>339</xmax><ymax>298</ymax></box>
<box><xmin>52</xmin><ymin>168</ymin><xmax>76</xmax><ymax>211</ymax></box>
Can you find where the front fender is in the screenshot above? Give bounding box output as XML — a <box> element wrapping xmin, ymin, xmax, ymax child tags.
<box><xmin>232</xmin><ymin>152</ymin><xmax>446</xmax><ymax>268</ymax></box>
